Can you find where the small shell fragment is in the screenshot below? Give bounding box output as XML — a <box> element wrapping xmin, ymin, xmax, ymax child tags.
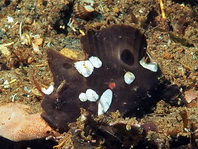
<box><xmin>74</xmin><ymin>4</ymin><xmax>94</xmax><ymax>19</ymax></box>
<box><xmin>74</xmin><ymin>60</ymin><xmax>94</xmax><ymax>77</ymax></box>
<box><xmin>184</xmin><ymin>90</ymin><xmax>198</xmax><ymax>104</ymax></box>
<box><xmin>84</xmin><ymin>5</ymin><xmax>94</xmax><ymax>12</ymax></box>
<box><xmin>139</xmin><ymin>57</ymin><xmax>158</xmax><ymax>72</ymax></box>
<box><xmin>41</xmin><ymin>84</ymin><xmax>54</xmax><ymax>95</ymax></box>
<box><xmin>3</xmin><ymin>80</ymin><xmax>10</xmax><ymax>89</ymax></box>
<box><xmin>27</xmin><ymin>57</ymin><xmax>34</xmax><ymax>64</ymax></box>
<box><xmin>81</xmin><ymin>0</ymin><xmax>94</xmax><ymax>6</ymax></box>
<box><xmin>33</xmin><ymin>38</ymin><xmax>43</xmax><ymax>46</ymax></box>
<box><xmin>7</xmin><ymin>16</ymin><xmax>14</xmax><ymax>23</ymax></box>
<box><xmin>98</xmin><ymin>89</ymin><xmax>113</xmax><ymax>115</ymax></box>
<box><xmin>79</xmin><ymin>93</ymin><xmax>88</xmax><ymax>102</ymax></box>
<box><xmin>86</xmin><ymin>89</ymin><xmax>99</xmax><ymax>102</ymax></box>
<box><xmin>89</xmin><ymin>56</ymin><xmax>102</xmax><ymax>68</ymax></box>
<box><xmin>124</xmin><ymin>71</ymin><xmax>135</xmax><ymax>85</ymax></box>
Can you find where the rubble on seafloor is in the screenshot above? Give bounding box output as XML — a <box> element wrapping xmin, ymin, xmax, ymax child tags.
<box><xmin>0</xmin><ymin>0</ymin><xmax>197</xmax><ymax>148</ymax></box>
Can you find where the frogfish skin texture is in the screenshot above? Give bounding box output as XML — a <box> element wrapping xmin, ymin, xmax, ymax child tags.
<box><xmin>41</xmin><ymin>25</ymin><xmax>161</xmax><ymax>132</ymax></box>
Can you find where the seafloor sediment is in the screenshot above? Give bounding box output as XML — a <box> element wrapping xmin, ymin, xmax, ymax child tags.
<box><xmin>0</xmin><ymin>0</ymin><xmax>197</xmax><ymax>148</ymax></box>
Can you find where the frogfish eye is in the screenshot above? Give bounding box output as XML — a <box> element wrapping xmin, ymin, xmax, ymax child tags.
<box><xmin>120</xmin><ymin>49</ymin><xmax>134</xmax><ymax>66</ymax></box>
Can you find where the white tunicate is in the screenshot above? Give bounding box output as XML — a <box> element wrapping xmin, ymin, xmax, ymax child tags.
<box><xmin>86</xmin><ymin>89</ymin><xmax>99</xmax><ymax>102</ymax></box>
<box><xmin>79</xmin><ymin>92</ymin><xmax>88</xmax><ymax>102</ymax></box>
<box><xmin>74</xmin><ymin>60</ymin><xmax>94</xmax><ymax>77</ymax></box>
<box><xmin>89</xmin><ymin>56</ymin><xmax>102</xmax><ymax>68</ymax></box>
<box><xmin>139</xmin><ymin>57</ymin><xmax>158</xmax><ymax>72</ymax></box>
<box><xmin>41</xmin><ymin>83</ymin><xmax>54</xmax><ymax>95</ymax></box>
<box><xmin>98</xmin><ymin>89</ymin><xmax>113</xmax><ymax>115</ymax></box>
<box><xmin>124</xmin><ymin>71</ymin><xmax>135</xmax><ymax>85</ymax></box>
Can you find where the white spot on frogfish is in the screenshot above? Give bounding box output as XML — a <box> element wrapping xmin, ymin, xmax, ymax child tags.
<box><xmin>124</xmin><ymin>71</ymin><xmax>135</xmax><ymax>84</ymax></box>
<box><xmin>79</xmin><ymin>89</ymin><xmax>99</xmax><ymax>102</ymax></box>
<box><xmin>98</xmin><ymin>89</ymin><xmax>113</xmax><ymax>115</ymax></box>
<box><xmin>89</xmin><ymin>56</ymin><xmax>102</xmax><ymax>68</ymax></box>
<box><xmin>74</xmin><ymin>60</ymin><xmax>94</xmax><ymax>77</ymax></box>
<box><xmin>79</xmin><ymin>92</ymin><xmax>88</xmax><ymax>102</ymax></box>
<box><xmin>74</xmin><ymin>56</ymin><xmax>102</xmax><ymax>77</ymax></box>
<box><xmin>139</xmin><ymin>57</ymin><xmax>158</xmax><ymax>72</ymax></box>
<box><xmin>86</xmin><ymin>89</ymin><xmax>99</xmax><ymax>102</ymax></box>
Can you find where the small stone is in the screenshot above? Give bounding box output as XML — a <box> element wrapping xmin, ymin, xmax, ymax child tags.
<box><xmin>25</xmin><ymin>17</ymin><xmax>33</xmax><ymax>25</ymax></box>
<box><xmin>3</xmin><ymin>80</ymin><xmax>10</xmax><ymax>89</ymax></box>
<box><xmin>60</xmin><ymin>48</ymin><xmax>85</xmax><ymax>61</ymax></box>
<box><xmin>33</xmin><ymin>38</ymin><xmax>43</xmax><ymax>46</ymax></box>
<box><xmin>163</xmin><ymin>53</ymin><xmax>173</xmax><ymax>59</ymax></box>
<box><xmin>113</xmin><ymin>7</ymin><xmax>120</xmax><ymax>14</ymax></box>
<box><xmin>0</xmin><ymin>46</ymin><xmax>11</xmax><ymax>56</ymax></box>
<box><xmin>184</xmin><ymin>90</ymin><xmax>198</xmax><ymax>104</ymax></box>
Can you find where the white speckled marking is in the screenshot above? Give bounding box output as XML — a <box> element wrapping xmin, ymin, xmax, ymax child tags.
<box><xmin>124</xmin><ymin>71</ymin><xmax>135</xmax><ymax>85</ymax></box>
<box><xmin>139</xmin><ymin>57</ymin><xmax>158</xmax><ymax>72</ymax></box>
<box><xmin>98</xmin><ymin>89</ymin><xmax>113</xmax><ymax>115</ymax></box>
<box><xmin>89</xmin><ymin>56</ymin><xmax>102</xmax><ymax>68</ymax></box>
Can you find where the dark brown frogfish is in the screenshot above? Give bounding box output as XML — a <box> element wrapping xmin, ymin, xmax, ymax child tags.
<box><xmin>41</xmin><ymin>25</ymin><xmax>161</xmax><ymax>132</ymax></box>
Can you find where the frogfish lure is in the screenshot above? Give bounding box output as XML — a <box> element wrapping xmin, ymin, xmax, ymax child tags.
<box><xmin>41</xmin><ymin>25</ymin><xmax>161</xmax><ymax>132</ymax></box>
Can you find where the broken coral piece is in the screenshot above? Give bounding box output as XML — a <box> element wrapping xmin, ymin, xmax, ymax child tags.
<box><xmin>0</xmin><ymin>103</ymin><xmax>59</xmax><ymax>142</ymax></box>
